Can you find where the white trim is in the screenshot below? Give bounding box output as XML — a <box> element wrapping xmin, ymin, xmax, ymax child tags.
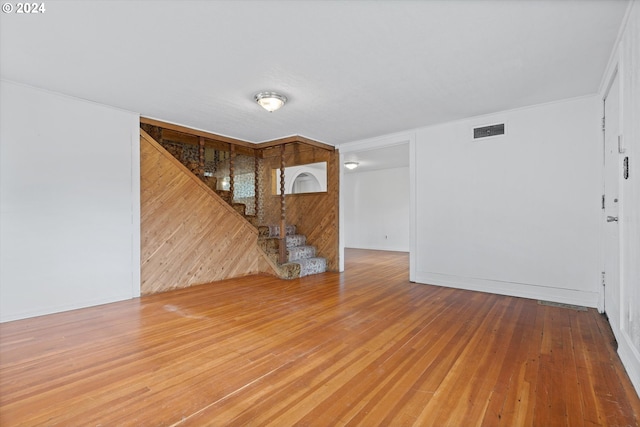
<box><xmin>345</xmin><ymin>246</ymin><xmax>409</xmax><ymax>253</ymax></box>
<box><xmin>596</xmin><ymin>0</ymin><xmax>640</xmax><ymax>397</ymax></box>
<box><xmin>409</xmin><ymin>132</ymin><xmax>417</xmax><ymax>282</ymax></box>
<box><xmin>338</xmin><ymin>150</ymin><xmax>345</xmax><ymax>272</ymax></box>
<box><xmin>0</xmin><ymin>78</ymin><xmax>137</xmax><ymax>115</ymax></box>
<box><xmin>338</xmin><ymin>131</ymin><xmax>415</xmax><ymax>276</ymax></box>
<box><xmin>131</xmin><ymin>116</ymin><xmax>142</xmax><ymax>298</ymax></box>
<box><xmin>598</xmin><ymin>1</ymin><xmax>636</xmax><ymax>95</ymax></box>
<box><xmin>599</xmin><ymin>69</ymin><xmax>621</xmax><ymax>317</ymax></box>
<box><xmin>617</xmin><ymin>328</ymin><xmax>640</xmax><ymax>394</ymax></box>
<box><xmin>602</xmin><ymin>66</ymin><xmax>620</xmax><ymax>102</ymax></box>
<box><xmin>0</xmin><ymin>293</ymin><xmax>135</xmax><ymax>323</ymax></box>
<box><xmin>415</xmin><ymin>271</ymin><xmax>600</xmax><ymax>308</ymax></box>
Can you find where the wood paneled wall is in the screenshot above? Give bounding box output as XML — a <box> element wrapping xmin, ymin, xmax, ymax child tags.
<box><xmin>261</xmin><ymin>144</ymin><xmax>340</xmax><ymax>271</ymax></box>
<box><xmin>140</xmin><ymin>130</ymin><xmax>275</xmax><ymax>295</ymax></box>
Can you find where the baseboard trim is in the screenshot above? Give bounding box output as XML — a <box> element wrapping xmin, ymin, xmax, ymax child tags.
<box><xmin>346</xmin><ymin>245</ymin><xmax>410</xmax><ymax>252</ymax></box>
<box><xmin>615</xmin><ymin>327</ymin><xmax>640</xmax><ymax>397</ymax></box>
<box><xmin>0</xmin><ymin>293</ymin><xmax>135</xmax><ymax>323</ymax></box>
<box><xmin>415</xmin><ymin>271</ymin><xmax>599</xmax><ymax>308</ymax></box>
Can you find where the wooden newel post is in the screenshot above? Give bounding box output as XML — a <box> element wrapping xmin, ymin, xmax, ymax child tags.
<box><xmin>279</xmin><ymin>144</ymin><xmax>287</xmax><ymax>264</ymax></box>
<box><xmin>254</xmin><ymin>153</ymin><xmax>259</xmax><ymax>218</ymax></box>
<box><xmin>198</xmin><ymin>137</ymin><xmax>205</xmax><ymax>179</ymax></box>
<box><xmin>230</xmin><ymin>145</ymin><xmax>235</xmax><ymax>203</ymax></box>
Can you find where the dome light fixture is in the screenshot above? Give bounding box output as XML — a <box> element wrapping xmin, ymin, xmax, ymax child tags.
<box><xmin>344</xmin><ymin>161</ymin><xmax>359</xmax><ymax>170</ymax></box>
<box><xmin>254</xmin><ymin>91</ymin><xmax>288</xmax><ymax>112</ymax></box>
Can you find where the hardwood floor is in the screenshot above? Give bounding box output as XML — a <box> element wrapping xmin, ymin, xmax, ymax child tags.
<box><xmin>1</xmin><ymin>249</ymin><xmax>638</xmax><ymax>426</ymax></box>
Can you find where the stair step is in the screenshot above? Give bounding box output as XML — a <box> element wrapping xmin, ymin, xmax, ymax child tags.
<box><xmin>244</xmin><ymin>215</ymin><xmax>260</xmax><ymax>228</ymax></box>
<box><xmin>257</xmin><ymin>224</ymin><xmax>326</xmax><ymax>279</ymax></box>
<box><xmin>232</xmin><ymin>203</ymin><xmax>246</xmax><ymax>216</ymax></box>
<box><xmin>294</xmin><ymin>257</ymin><xmax>327</xmax><ymax>277</ymax></box>
<box><xmin>287</xmin><ymin>245</ymin><xmax>316</xmax><ymax>262</ymax></box>
<box><xmin>258</xmin><ymin>224</ymin><xmax>297</xmax><ymax>238</ymax></box>
<box><xmin>277</xmin><ymin>262</ymin><xmax>301</xmax><ymax>280</ymax></box>
<box><xmin>257</xmin><ymin>235</ymin><xmax>307</xmax><ymax>252</ymax></box>
<box><xmin>286</xmin><ymin>234</ymin><xmax>306</xmax><ymax>248</ymax></box>
<box><xmin>216</xmin><ymin>190</ymin><xmax>231</xmax><ymax>202</ymax></box>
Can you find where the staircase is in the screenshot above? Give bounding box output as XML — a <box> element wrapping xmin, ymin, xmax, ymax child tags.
<box><xmin>203</xmin><ymin>175</ymin><xmax>326</xmax><ymax>279</ymax></box>
<box><xmin>201</xmin><ymin>175</ymin><xmax>260</xmax><ymax>227</ymax></box>
<box><xmin>140</xmin><ymin>122</ymin><xmax>334</xmax><ymax>282</ymax></box>
<box><xmin>203</xmin><ymin>176</ymin><xmax>326</xmax><ymax>279</ymax></box>
<box><xmin>257</xmin><ymin>224</ymin><xmax>327</xmax><ymax>279</ymax></box>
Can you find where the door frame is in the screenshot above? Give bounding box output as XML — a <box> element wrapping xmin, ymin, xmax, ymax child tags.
<box><xmin>600</xmin><ymin>67</ymin><xmax>621</xmax><ymax>318</ymax></box>
<box><xmin>337</xmin><ymin>132</ymin><xmax>416</xmax><ymax>277</ymax></box>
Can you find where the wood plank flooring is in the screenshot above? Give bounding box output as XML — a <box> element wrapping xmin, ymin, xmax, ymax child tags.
<box><xmin>1</xmin><ymin>249</ymin><xmax>639</xmax><ymax>426</ymax></box>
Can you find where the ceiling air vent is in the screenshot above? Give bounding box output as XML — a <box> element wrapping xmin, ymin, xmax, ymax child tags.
<box><xmin>473</xmin><ymin>123</ymin><xmax>505</xmax><ymax>139</ymax></box>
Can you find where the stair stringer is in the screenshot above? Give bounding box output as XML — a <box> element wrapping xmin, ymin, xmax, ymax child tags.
<box><xmin>140</xmin><ymin>129</ymin><xmax>278</xmax><ymax>295</ymax></box>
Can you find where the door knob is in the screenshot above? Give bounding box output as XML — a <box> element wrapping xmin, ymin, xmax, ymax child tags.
<box><xmin>607</xmin><ymin>216</ymin><xmax>618</xmax><ymax>222</ymax></box>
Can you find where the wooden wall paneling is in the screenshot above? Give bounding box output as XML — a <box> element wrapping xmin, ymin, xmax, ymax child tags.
<box><xmin>256</xmin><ymin>135</ymin><xmax>335</xmax><ymax>152</ymax></box>
<box><xmin>161</xmin><ymin>128</ymin><xmax>199</xmax><ymax>146</ymax></box>
<box><xmin>140</xmin><ymin>118</ymin><xmax>338</xmax><ymax>274</ymax></box>
<box><xmin>140</xmin><ymin>117</ymin><xmax>254</xmax><ymax>149</ymax></box>
<box><xmin>140</xmin><ymin>129</ymin><xmax>276</xmax><ymax>295</ymax></box>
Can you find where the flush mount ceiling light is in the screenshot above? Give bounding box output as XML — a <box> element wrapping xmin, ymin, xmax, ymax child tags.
<box><xmin>344</xmin><ymin>161</ymin><xmax>359</xmax><ymax>170</ymax></box>
<box><xmin>254</xmin><ymin>91</ymin><xmax>288</xmax><ymax>112</ymax></box>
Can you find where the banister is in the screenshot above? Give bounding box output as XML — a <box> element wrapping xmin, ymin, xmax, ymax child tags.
<box><xmin>198</xmin><ymin>136</ymin><xmax>205</xmax><ymax>179</ymax></box>
<box><xmin>230</xmin><ymin>144</ymin><xmax>235</xmax><ymax>203</ymax></box>
<box><xmin>279</xmin><ymin>143</ymin><xmax>287</xmax><ymax>265</ymax></box>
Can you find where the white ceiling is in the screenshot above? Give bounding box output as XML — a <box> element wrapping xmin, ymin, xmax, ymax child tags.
<box><xmin>0</xmin><ymin>0</ymin><xmax>629</xmax><ymax>146</ymax></box>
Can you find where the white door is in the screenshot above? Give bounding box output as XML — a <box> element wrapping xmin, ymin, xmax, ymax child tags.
<box><xmin>603</xmin><ymin>71</ymin><xmax>621</xmax><ymax>325</ymax></box>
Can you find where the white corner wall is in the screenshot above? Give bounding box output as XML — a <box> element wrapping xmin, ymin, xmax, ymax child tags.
<box><xmin>0</xmin><ymin>81</ymin><xmax>140</xmax><ymax>322</ymax></box>
<box><xmin>414</xmin><ymin>96</ymin><xmax>602</xmax><ymax>308</ymax></box>
<box><xmin>344</xmin><ymin>166</ymin><xmax>410</xmax><ymax>252</ymax></box>
<box><xmin>599</xmin><ymin>0</ymin><xmax>640</xmax><ymax>396</ymax></box>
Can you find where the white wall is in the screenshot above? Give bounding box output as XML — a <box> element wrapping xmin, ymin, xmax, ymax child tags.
<box><xmin>0</xmin><ymin>81</ymin><xmax>140</xmax><ymax>322</ymax></box>
<box><xmin>599</xmin><ymin>0</ymin><xmax>640</xmax><ymax>395</ymax></box>
<box><xmin>344</xmin><ymin>166</ymin><xmax>410</xmax><ymax>252</ymax></box>
<box><xmin>414</xmin><ymin>96</ymin><xmax>602</xmax><ymax>307</ymax></box>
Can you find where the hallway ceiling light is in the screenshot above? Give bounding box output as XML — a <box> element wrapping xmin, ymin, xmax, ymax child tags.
<box><xmin>344</xmin><ymin>161</ymin><xmax>359</xmax><ymax>170</ymax></box>
<box><xmin>254</xmin><ymin>91</ymin><xmax>287</xmax><ymax>112</ymax></box>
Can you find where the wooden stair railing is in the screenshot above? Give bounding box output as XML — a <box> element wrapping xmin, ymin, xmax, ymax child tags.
<box><xmin>254</xmin><ymin>154</ymin><xmax>259</xmax><ymax>220</ymax></box>
<box><xmin>198</xmin><ymin>136</ymin><xmax>205</xmax><ymax>178</ymax></box>
<box><xmin>279</xmin><ymin>143</ymin><xmax>287</xmax><ymax>264</ymax></box>
<box><xmin>230</xmin><ymin>144</ymin><xmax>235</xmax><ymax>205</ymax></box>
